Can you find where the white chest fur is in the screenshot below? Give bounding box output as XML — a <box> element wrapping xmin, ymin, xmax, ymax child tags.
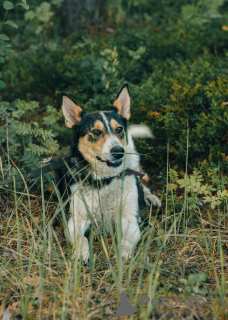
<box><xmin>69</xmin><ymin>174</ymin><xmax>139</xmax><ymax>226</ymax></box>
<box><xmin>67</xmin><ymin>174</ymin><xmax>141</xmax><ymax>263</ymax></box>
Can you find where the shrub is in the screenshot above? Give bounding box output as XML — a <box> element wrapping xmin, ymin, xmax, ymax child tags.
<box><xmin>0</xmin><ymin>0</ymin><xmax>228</xmax><ymax>180</ymax></box>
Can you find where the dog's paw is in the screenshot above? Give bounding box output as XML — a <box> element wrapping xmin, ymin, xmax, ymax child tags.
<box><xmin>143</xmin><ymin>186</ymin><xmax>161</xmax><ymax>208</ymax></box>
<box><xmin>121</xmin><ymin>247</ymin><xmax>131</xmax><ymax>262</ymax></box>
<box><xmin>72</xmin><ymin>248</ymin><xmax>89</xmax><ymax>266</ymax></box>
<box><xmin>80</xmin><ymin>249</ymin><xmax>89</xmax><ymax>266</ymax></box>
<box><xmin>121</xmin><ymin>240</ymin><xmax>134</xmax><ymax>262</ymax></box>
<box><xmin>145</xmin><ymin>194</ymin><xmax>161</xmax><ymax>208</ymax></box>
<box><xmin>72</xmin><ymin>249</ymin><xmax>89</xmax><ymax>266</ymax></box>
<box><xmin>72</xmin><ymin>236</ymin><xmax>89</xmax><ymax>266</ymax></box>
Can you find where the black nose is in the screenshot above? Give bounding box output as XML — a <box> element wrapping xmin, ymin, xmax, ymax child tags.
<box><xmin>110</xmin><ymin>146</ymin><xmax>125</xmax><ymax>159</ymax></box>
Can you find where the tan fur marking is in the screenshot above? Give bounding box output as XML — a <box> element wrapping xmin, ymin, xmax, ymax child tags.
<box><xmin>113</xmin><ymin>99</ymin><xmax>119</xmax><ymax>109</ymax></box>
<box><xmin>93</xmin><ymin>120</ymin><xmax>104</xmax><ymax>132</ymax></box>
<box><xmin>78</xmin><ymin>133</ymin><xmax>109</xmax><ymax>164</ymax></box>
<box><xmin>110</xmin><ymin>119</ymin><xmax>125</xmax><ymax>146</ymax></box>
<box><xmin>110</xmin><ymin>119</ymin><xmax>120</xmax><ymax>130</ymax></box>
<box><xmin>117</xmin><ymin>137</ymin><xmax>125</xmax><ymax>146</ymax></box>
<box><xmin>113</xmin><ymin>87</ymin><xmax>131</xmax><ymax>120</ymax></box>
<box><xmin>62</xmin><ymin>96</ymin><xmax>82</xmax><ymax>128</ymax></box>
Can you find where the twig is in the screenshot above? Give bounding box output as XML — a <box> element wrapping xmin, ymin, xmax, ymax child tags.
<box><xmin>6</xmin><ymin>114</ymin><xmax>11</xmax><ymax>176</ymax></box>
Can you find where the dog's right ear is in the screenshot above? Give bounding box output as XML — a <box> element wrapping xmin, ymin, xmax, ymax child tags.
<box><xmin>113</xmin><ymin>84</ymin><xmax>130</xmax><ymax>120</ymax></box>
<box><xmin>61</xmin><ymin>94</ymin><xmax>83</xmax><ymax>128</ymax></box>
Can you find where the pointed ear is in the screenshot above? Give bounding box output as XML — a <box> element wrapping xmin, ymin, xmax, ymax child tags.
<box><xmin>113</xmin><ymin>84</ymin><xmax>130</xmax><ymax>120</ymax></box>
<box><xmin>61</xmin><ymin>94</ymin><xmax>83</xmax><ymax>128</ymax></box>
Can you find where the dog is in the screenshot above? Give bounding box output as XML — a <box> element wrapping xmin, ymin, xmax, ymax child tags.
<box><xmin>60</xmin><ymin>84</ymin><xmax>161</xmax><ymax>265</ymax></box>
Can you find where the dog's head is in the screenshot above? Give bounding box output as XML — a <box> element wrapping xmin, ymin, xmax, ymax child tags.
<box><xmin>61</xmin><ymin>84</ymin><xmax>131</xmax><ymax>177</ymax></box>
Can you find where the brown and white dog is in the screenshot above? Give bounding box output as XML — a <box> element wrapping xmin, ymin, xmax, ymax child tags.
<box><xmin>60</xmin><ymin>84</ymin><xmax>161</xmax><ymax>265</ymax></box>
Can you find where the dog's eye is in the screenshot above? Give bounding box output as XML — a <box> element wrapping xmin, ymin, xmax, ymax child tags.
<box><xmin>92</xmin><ymin>129</ymin><xmax>101</xmax><ymax>135</ymax></box>
<box><xmin>116</xmin><ymin>127</ymin><xmax>123</xmax><ymax>134</ymax></box>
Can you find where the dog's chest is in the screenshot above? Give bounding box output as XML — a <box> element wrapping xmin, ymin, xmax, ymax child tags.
<box><xmin>70</xmin><ymin>175</ymin><xmax>139</xmax><ymax>222</ymax></box>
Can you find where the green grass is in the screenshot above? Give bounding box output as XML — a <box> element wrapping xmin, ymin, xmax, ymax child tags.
<box><xmin>0</xmin><ymin>153</ymin><xmax>228</xmax><ymax>320</ymax></box>
<box><xmin>1</xmin><ymin>1</ymin><xmax>228</xmax><ymax>317</ymax></box>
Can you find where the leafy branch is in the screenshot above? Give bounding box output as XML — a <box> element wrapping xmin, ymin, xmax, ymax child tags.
<box><xmin>0</xmin><ymin>0</ymin><xmax>29</xmax><ymax>89</ymax></box>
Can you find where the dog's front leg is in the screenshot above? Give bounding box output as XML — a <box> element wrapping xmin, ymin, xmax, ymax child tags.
<box><xmin>67</xmin><ymin>214</ymin><xmax>91</xmax><ymax>266</ymax></box>
<box><xmin>121</xmin><ymin>214</ymin><xmax>140</xmax><ymax>261</ymax></box>
<box><xmin>143</xmin><ymin>185</ymin><xmax>161</xmax><ymax>208</ymax></box>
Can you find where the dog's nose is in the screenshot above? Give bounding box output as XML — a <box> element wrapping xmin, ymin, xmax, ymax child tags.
<box><xmin>110</xmin><ymin>146</ymin><xmax>124</xmax><ymax>159</ymax></box>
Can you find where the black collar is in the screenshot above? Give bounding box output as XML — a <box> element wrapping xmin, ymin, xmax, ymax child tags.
<box><xmin>79</xmin><ymin>168</ymin><xmax>145</xmax><ymax>187</ymax></box>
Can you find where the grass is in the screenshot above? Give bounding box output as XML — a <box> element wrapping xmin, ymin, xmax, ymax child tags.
<box><xmin>0</xmin><ymin>152</ymin><xmax>228</xmax><ymax>320</ymax></box>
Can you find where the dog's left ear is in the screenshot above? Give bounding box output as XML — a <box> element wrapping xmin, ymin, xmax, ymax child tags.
<box><xmin>113</xmin><ymin>84</ymin><xmax>130</xmax><ymax>120</ymax></box>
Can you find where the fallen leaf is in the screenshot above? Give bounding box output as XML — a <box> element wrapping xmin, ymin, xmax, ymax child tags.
<box><xmin>23</xmin><ymin>276</ymin><xmax>40</xmax><ymax>287</ymax></box>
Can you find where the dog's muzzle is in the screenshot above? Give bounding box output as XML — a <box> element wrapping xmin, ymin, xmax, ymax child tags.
<box><xmin>96</xmin><ymin>146</ymin><xmax>125</xmax><ymax>168</ymax></box>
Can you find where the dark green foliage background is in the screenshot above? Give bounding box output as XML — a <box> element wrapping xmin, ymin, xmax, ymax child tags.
<box><xmin>0</xmin><ymin>0</ymin><xmax>228</xmax><ymax>180</ymax></box>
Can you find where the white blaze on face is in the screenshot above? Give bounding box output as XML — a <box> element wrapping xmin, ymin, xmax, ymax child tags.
<box><xmin>101</xmin><ymin>136</ymin><xmax>121</xmax><ymax>160</ymax></box>
<box><xmin>100</xmin><ymin>112</ymin><xmax>111</xmax><ymax>134</ymax></box>
<box><xmin>99</xmin><ymin>112</ymin><xmax>124</xmax><ymax>161</ymax></box>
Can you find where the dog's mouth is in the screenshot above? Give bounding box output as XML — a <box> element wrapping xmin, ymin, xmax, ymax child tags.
<box><xmin>96</xmin><ymin>156</ymin><xmax>122</xmax><ymax>168</ymax></box>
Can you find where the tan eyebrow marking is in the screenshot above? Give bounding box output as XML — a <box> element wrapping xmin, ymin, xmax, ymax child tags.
<box><xmin>110</xmin><ymin>119</ymin><xmax>123</xmax><ymax>131</ymax></box>
<box><xmin>92</xmin><ymin>120</ymin><xmax>104</xmax><ymax>132</ymax></box>
<box><xmin>110</xmin><ymin>119</ymin><xmax>125</xmax><ymax>146</ymax></box>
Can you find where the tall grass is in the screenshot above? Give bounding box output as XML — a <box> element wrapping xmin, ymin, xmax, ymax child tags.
<box><xmin>0</xmin><ymin>142</ymin><xmax>228</xmax><ymax>319</ymax></box>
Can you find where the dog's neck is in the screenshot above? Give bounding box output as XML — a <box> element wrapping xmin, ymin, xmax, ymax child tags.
<box><xmin>68</xmin><ymin>156</ymin><xmax>144</xmax><ymax>187</ymax></box>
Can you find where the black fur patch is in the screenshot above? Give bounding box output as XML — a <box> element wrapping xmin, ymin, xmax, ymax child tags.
<box><xmin>135</xmin><ymin>177</ymin><xmax>148</xmax><ymax>229</ymax></box>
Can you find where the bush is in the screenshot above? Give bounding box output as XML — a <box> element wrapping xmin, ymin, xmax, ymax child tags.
<box><xmin>1</xmin><ymin>0</ymin><xmax>228</xmax><ymax>180</ymax></box>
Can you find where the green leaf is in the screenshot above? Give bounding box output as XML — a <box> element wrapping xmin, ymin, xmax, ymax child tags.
<box><xmin>185</xmin><ymin>286</ymin><xmax>192</xmax><ymax>294</ymax></box>
<box><xmin>0</xmin><ymin>57</ymin><xmax>5</xmax><ymax>63</ymax></box>
<box><xmin>211</xmin><ymin>201</ymin><xmax>216</xmax><ymax>209</ymax></box>
<box><xmin>190</xmin><ymin>177</ymin><xmax>195</xmax><ymax>186</ymax></box>
<box><xmin>3</xmin><ymin>1</ymin><xmax>14</xmax><ymax>10</ymax></box>
<box><xmin>4</xmin><ymin>47</ymin><xmax>14</xmax><ymax>52</ymax></box>
<box><xmin>20</xmin><ymin>3</ymin><xmax>29</xmax><ymax>10</ymax></box>
<box><xmin>188</xmin><ymin>272</ymin><xmax>207</xmax><ymax>284</ymax></box>
<box><xmin>0</xmin><ymin>34</ymin><xmax>9</xmax><ymax>41</ymax></box>
<box><xmin>0</xmin><ymin>80</ymin><xmax>6</xmax><ymax>88</ymax></box>
<box><xmin>179</xmin><ymin>278</ymin><xmax>188</xmax><ymax>285</ymax></box>
<box><xmin>221</xmin><ymin>190</ymin><xmax>227</xmax><ymax>197</ymax></box>
<box><xmin>196</xmin><ymin>181</ymin><xmax>201</xmax><ymax>189</ymax></box>
<box><xmin>5</xmin><ymin>20</ymin><xmax>18</xmax><ymax>28</ymax></box>
<box><xmin>22</xmin><ymin>0</ymin><xmax>26</xmax><ymax>3</ymax></box>
<box><xmin>201</xmin><ymin>185</ymin><xmax>206</xmax><ymax>192</ymax></box>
